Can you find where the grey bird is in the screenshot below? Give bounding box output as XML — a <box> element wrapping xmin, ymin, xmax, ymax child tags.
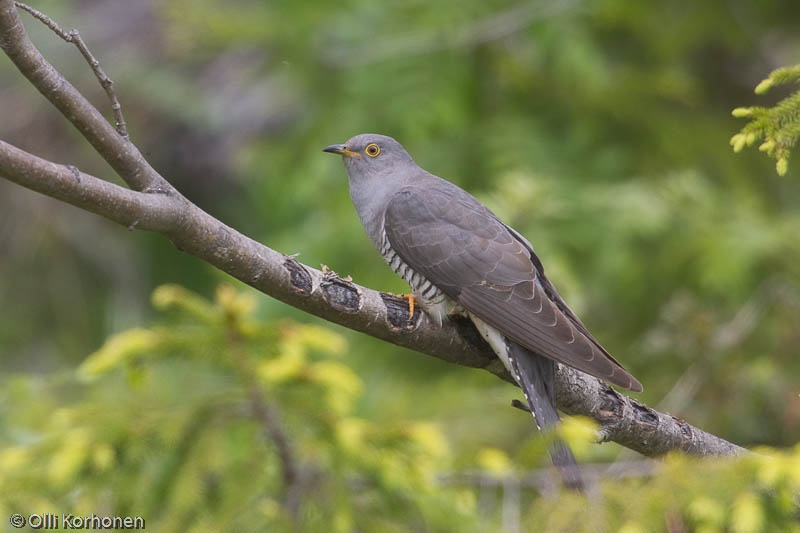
<box><xmin>324</xmin><ymin>133</ymin><xmax>642</xmax><ymax>488</ymax></box>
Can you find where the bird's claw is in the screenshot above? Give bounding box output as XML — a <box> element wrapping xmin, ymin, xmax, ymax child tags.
<box><xmin>402</xmin><ymin>293</ymin><xmax>415</xmax><ymax>318</ymax></box>
<box><xmin>385</xmin><ymin>291</ymin><xmax>416</xmax><ymax>320</ymax></box>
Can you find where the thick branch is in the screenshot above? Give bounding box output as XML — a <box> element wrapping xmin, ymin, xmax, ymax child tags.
<box><xmin>0</xmin><ymin>0</ymin><xmax>746</xmax><ymax>459</ymax></box>
<box><xmin>0</xmin><ymin>139</ymin><xmax>175</xmax><ymax>228</ymax></box>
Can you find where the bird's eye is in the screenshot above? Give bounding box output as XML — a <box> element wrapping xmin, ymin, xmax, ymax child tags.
<box><xmin>365</xmin><ymin>143</ymin><xmax>381</xmax><ymax>157</ymax></box>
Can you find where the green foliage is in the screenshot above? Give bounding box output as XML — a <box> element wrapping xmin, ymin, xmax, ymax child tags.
<box><xmin>4</xmin><ymin>0</ymin><xmax>800</xmax><ymax>529</ymax></box>
<box><xmin>0</xmin><ymin>285</ymin><xmax>477</xmax><ymax>532</ymax></box>
<box><xmin>520</xmin><ymin>448</ymin><xmax>800</xmax><ymax>532</ymax></box>
<box><xmin>3</xmin><ymin>285</ymin><xmax>800</xmax><ymax>530</ymax></box>
<box><xmin>732</xmin><ymin>65</ymin><xmax>800</xmax><ymax>175</ymax></box>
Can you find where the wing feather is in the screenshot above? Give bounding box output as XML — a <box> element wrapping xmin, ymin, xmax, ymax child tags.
<box><xmin>384</xmin><ymin>182</ymin><xmax>642</xmax><ymax>392</ymax></box>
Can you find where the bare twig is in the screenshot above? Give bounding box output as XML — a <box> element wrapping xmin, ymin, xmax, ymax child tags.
<box><xmin>0</xmin><ymin>0</ymin><xmax>746</xmax><ymax>460</ymax></box>
<box><xmin>440</xmin><ymin>459</ymin><xmax>661</xmax><ymax>491</ymax></box>
<box><xmin>250</xmin><ymin>387</ymin><xmax>298</xmax><ymax>487</ymax></box>
<box><xmin>0</xmin><ymin>1</ymin><xmax>164</xmax><ymax>192</ymax></box>
<box><xmin>248</xmin><ymin>385</ymin><xmax>306</xmax><ymax>519</ymax></box>
<box><xmin>14</xmin><ymin>1</ymin><xmax>128</xmax><ymax>138</ymax></box>
<box><xmin>227</xmin><ymin>317</ymin><xmax>307</xmax><ymax>519</ymax></box>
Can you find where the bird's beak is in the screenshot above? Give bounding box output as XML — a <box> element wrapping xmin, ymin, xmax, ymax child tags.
<box><xmin>323</xmin><ymin>144</ymin><xmax>360</xmax><ymax>158</ymax></box>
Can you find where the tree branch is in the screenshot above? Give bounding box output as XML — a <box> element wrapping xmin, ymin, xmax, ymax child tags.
<box><xmin>0</xmin><ymin>0</ymin><xmax>745</xmax><ymax>459</ymax></box>
<box><xmin>1</xmin><ymin>0</ymin><xmax>163</xmax><ymax>191</ymax></box>
<box><xmin>14</xmin><ymin>1</ymin><xmax>129</xmax><ymax>138</ymax></box>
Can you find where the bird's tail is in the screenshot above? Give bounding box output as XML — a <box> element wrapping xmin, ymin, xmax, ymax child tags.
<box><xmin>507</xmin><ymin>342</ymin><xmax>584</xmax><ymax>491</ymax></box>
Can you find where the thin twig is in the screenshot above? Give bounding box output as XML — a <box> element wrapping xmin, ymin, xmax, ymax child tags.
<box><xmin>227</xmin><ymin>319</ymin><xmax>306</xmax><ymax>520</ymax></box>
<box><xmin>1</xmin><ymin>0</ymin><xmax>169</xmax><ymax>192</ymax></box>
<box><xmin>441</xmin><ymin>459</ymin><xmax>662</xmax><ymax>514</ymax></box>
<box><xmin>249</xmin><ymin>387</ymin><xmax>298</xmax><ymax>487</ymax></box>
<box><xmin>248</xmin><ymin>384</ymin><xmax>305</xmax><ymax>519</ymax></box>
<box><xmin>14</xmin><ymin>1</ymin><xmax>128</xmax><ymax>138</ymax></box>
<box><xmin>440</xmin><ymin>459</ymin><xmax>661</xmax><ymax>490</ymax></box>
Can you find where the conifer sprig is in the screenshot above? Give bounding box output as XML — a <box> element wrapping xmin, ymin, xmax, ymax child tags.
<box><xmin>731</xmin><ymin>65</ymin><xmax>800</xmax><ymax>176</ymax></box>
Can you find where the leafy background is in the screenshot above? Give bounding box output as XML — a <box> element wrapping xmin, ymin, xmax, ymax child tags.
<box><xmin>1</xmin><ymin>0</ymin><xmax>799</xmax><ymax>530</ymax></box>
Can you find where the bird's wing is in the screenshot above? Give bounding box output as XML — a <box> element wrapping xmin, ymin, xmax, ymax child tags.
<box><xmin>384</xmin><ymin>183</ymin><xmax>642</xmax><ymax>392</ymax></box>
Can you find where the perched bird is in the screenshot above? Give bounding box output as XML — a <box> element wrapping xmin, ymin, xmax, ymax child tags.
<box><xmin>324</xmin><ymin>133</ymin><xmax>642</xmax><ymax>488</ymax></box>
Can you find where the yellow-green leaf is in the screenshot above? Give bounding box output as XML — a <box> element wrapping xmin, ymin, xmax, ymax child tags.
<box><xmin>78</xmin><ymin>328</ymin><xmax>160</xmax><ymax>380</ymax></box>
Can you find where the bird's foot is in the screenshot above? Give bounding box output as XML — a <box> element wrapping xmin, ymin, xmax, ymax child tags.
<box><xmin>386</xmin><ymin>292</ymin><xmax>414</xmax><ymax>317</ymax></box>
<box><xmin>380</xmin><ymin>292</ymin><xmax>421</xmax><ymax>331</ymax></box>
<box><xmin>384</xmin><ymin>292</ymin><xmax>416</xmax><ymax>320</ymax></box>
<box><xmin>401</xmin><ymin>293</ymin><xmax>415</xmax><ymax>317</ymax></box>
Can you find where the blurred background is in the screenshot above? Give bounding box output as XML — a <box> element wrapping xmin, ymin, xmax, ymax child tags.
<box><xmin>1</xmin><ymin>0</ymin><xmax>799</xmax><ymax>530</ymax></box>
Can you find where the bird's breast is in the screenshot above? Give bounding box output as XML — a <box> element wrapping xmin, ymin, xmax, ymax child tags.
<box><xmin>379</xmin><ymin>233</ymin><xmax>457</xmax><ymax>325</ymax></box>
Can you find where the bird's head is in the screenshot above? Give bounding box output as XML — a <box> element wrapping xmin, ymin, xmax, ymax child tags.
<box><xmin>323</xmin><ymin>133</ymin><xmax>415</xmax><ymax>181</ymax></box>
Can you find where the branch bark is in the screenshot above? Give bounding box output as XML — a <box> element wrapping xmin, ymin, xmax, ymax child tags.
<box><xmin>0</xmin><ymin>0</ymin><xmax>745</xmax><ymax>459</ymax></box>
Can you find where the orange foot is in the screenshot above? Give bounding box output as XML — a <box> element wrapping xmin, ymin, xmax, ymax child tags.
<box><xmin>386</xmin><ymin>292</ymin><xmax>415</xmax><ymax>318</ymax></box>
<box><xmin>401</xmin><ymin>293</ymin><xmax>416</xmax><ymax>318</ymax></box>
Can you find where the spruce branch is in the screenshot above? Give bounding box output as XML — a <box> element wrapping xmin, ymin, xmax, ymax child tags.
<box><xmin>0</xmin><ymin>0</ymin><xmax>746</xmax><ymax>460</ymax></box>
<box><xmin>731</xmin><ymin>64</ymin><xmax>800</xmax><ymax>176</ymax></box>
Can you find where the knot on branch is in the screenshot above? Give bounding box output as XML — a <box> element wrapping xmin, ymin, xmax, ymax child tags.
<box><xmin>283</xmin><ymin>255</ymin><xmax>312</xmax><ymax>296</ymax></box>
<box><xmin>319</xmin><ymin>266</ymin><xmax>362</xmax><ymax>314</ymax></box>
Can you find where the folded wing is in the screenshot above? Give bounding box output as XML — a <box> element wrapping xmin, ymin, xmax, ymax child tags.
<box><xmin>384</xmin><ymin>183</ymin><xmax>642</xmax><ymax>392</ymax></box>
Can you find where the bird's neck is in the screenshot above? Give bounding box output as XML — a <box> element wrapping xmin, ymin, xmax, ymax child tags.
<box><xmin>348</xmin><ymin>176</ymin><xmax>393</xmax><ymax>250</ymax></box>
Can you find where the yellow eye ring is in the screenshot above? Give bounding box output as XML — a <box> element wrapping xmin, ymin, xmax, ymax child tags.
<box><xmin>365</xmin><ymin>143</ymin><xmax>381</xmax><ymax>157</ymax></box>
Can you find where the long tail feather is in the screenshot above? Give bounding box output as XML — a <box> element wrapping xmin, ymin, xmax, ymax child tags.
<box><xmin>507</xmin><ymin>341</ymin><xmax>584</xmax><ymax>491</ymax></box>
